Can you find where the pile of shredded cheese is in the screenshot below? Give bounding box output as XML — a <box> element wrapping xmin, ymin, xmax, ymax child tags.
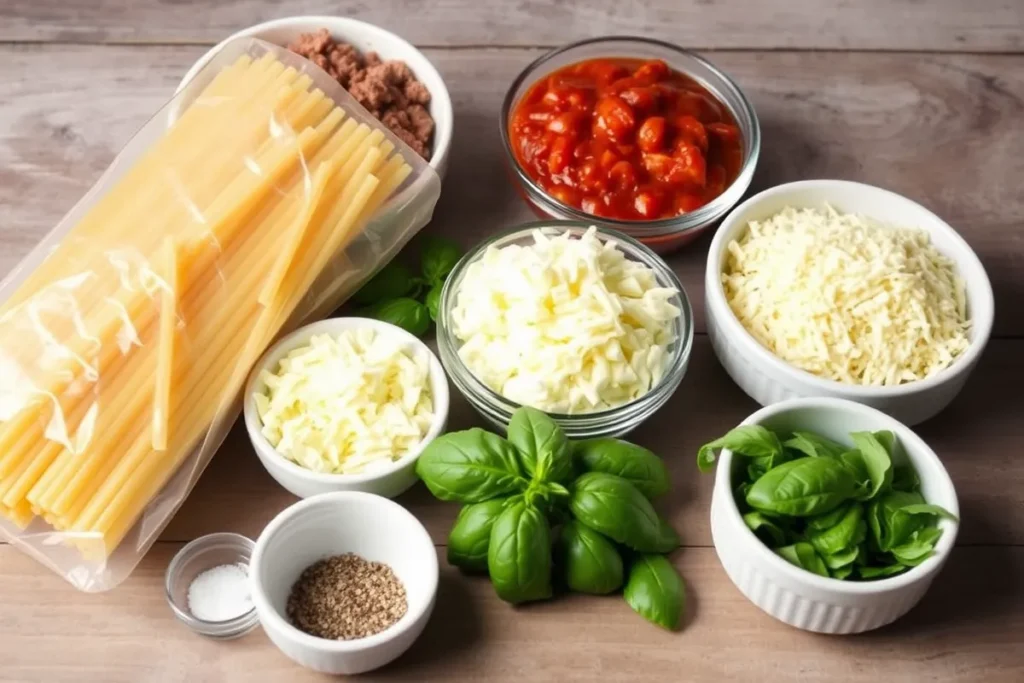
<box><xmin>451</xmin><ymin>226</ymin><xmax>681</xmax><ymax>414</ymax></box>
<box><xmin>254</xmin><ymin>328</ymin><xmax>434</xmax><ymax>474</ymax></box>
<box><xmin>722</xmin><ymin>206</ymin><xmax>970</xmax><ymax>386</ymax></box>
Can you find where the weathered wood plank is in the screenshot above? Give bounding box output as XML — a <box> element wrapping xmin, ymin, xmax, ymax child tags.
<box><xmin>1</xmin><ymin>45</ymin><xmax>1022</xmax><ymax>335</ymax></box>
<box><xmin>0</xmin><ymin>0</ymin><xmax>1022</xmax><ymax>52</ymax></box>
<box><xmin>0</xmin><ymin>543</ymin><xmax>1020</xmax><ymax>682</ymax></box>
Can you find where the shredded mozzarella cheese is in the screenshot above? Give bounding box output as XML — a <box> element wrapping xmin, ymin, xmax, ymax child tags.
<box><xmin>722</xmin><ymin>206</ymin><xmax>971</xmax><ymax>386</ymax></box>
<box><xmin>451</xmin><ymin>226</ymin><xmax>681</xmax><ymax>414</ymax></box>
<box><xmin>254</xmin><ymin>328</ymin><xmax>434</xmax><ymax>474</ymax></box>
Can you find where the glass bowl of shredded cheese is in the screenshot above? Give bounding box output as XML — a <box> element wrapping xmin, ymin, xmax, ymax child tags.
<box><xmin>437</xmin><ymin>221</ymin><xmax>693</xmax><ymax>438</ymax></box>
<box><xmin>243</xmin><ymin>318</ymin><xmax>449</xmax><ymax>499</ymax></box>
<box><xmin>705</xmin><ymin>179</ymin><xmax>994</xmax><ymax>426</ymax></box>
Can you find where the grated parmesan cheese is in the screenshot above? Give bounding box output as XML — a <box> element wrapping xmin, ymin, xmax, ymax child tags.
<box><xmin>451</xmin><ymin>226</ymin><xmax>681</xmax><ymax>414</ymax></box>
<box><xmin>722</xmin><ymin>205</ymin><xmax>971</xmax><ymax>386</ymax></box>
<box><xmin>254</xmin><ymin>328</ymin><xmax>434</xmax><ymax>474</ymax></box>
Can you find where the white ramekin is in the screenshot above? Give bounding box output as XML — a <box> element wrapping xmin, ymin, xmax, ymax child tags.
<box><xmin>175</xmin><ymin>16</ymin><xmax>453</xmax><ymax>177</ymax></box>
<box><xmin>250</xmin><ymin>492</ymin><xmax>438</xmax><ymax>674</ymax></box>
<box><xmin>705</xmin><ymin>179</ymin><xmax>994</xmax><ymax>426</ymax></box>
<box><xmin>243</xmin><ymin>317</ymin><xmax>449</xmax><ymax>499</ymax></box>
<box><xmin>710</xmin><ymin>397</ymin><xmax>959</xmax><ymax>634</ymax></box>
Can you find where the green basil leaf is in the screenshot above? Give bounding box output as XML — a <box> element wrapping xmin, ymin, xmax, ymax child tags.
<box><xmin>351</xmin><ymin>262</ymin><xmax>415</xmax><ymax>305</ymax></box>
<box><xmin>875</xmin><ymin>491</ymin><xmax>928</xmax><ymax>550</ymax></box>
<box><xmin>807</xmin><ymin>504</ymin><xmax>865</xmax><ymax>556</ymax></box>
<box><xmin>849</xmin><ymin>431</ymin><xmax>894</xmax><ymax>499</ymax></box>
<box><xmin>570</xmin><ymin>472</ymin><xmax>667</xmax><ymax>552</ymax></box>
<box><xmin>899</xmin><ymin>503</ymin><xmax>959</xmax><ymax>522</ymax></box>
<box><xmin>823</xmin><ymin>545</ymin><xmax>860</xmax><ymax>571</ymax></box>
<box><xmin>806</xmin><ymin>502</ymin><xmax>853</xmax><ymax>532</ymax></box>
<box><xmin>416</xmin><ymin>429</ymin><xmax>528</xmax><ymax>502</ymax></box>
<box><xmin>573</xmin><ymin>438</ymin><xmax>670</xmax><ymax>499</ymax></box>
<box><xmin>858</xmin><ymin>563</ymin><xmax>908</xmax><ymax>580</ymax></box>
<box><xmin>623</xmin><ymin>555</ymin><xmax>686</xmax><ymax>631</ymax></box>
<box><xmin>775</xmin><ymin>542</ymin><xmax>830</xmax><ymax>577</ymax></box>
<box><xmin>697</xmin><ymin>425</ymin><xmax>783</xmax><ymax>473</ymax></box>
<box><xmin>831</xmin><ymin>564</ymin><xmax>855</xmax><ymax>580</ymax></box>
<box><xmin>555</xmin><ymin>520</ymin><xmax>624</xmax><ymax>595</ymax></box>
<box><xmin>421</xmin><ymin>236</ymin><xmax>462</xmax><ymax>284</ymax></box>
<box><xmin>447</xmin><ymin>499</ymin><xmax>510</xmax><ymax>572</ymax></box>
<box><xmin>784</xmin><ymin>431</ymin><xmax>847</xmax><ymax>459</ymax></box>
<box><xmin>487</xmin><ymin>500</ymin><xmax>553</xmax><ymax>604</ymax></box>
<box><xmin>654</xmin><ymin>515</ymin><xmax>681</xmax><ymax>552</ymax></box>
<box><xmin>507</xmin><ymin>406</ymin><xmax>572</xmax><ymax>483</ymax></box>
<box><xmin>363</xmin><ymin>297</ymin><xmax>430</xmax><ymax>337</ymax></box>
<box><xmin>747</xmin><ymin>447</ymin><xmax>796</xmax><ymax>483</ymax></box>
<box><xmin>746</xmin><ymin>457</ymin><xmax>859</xmax><ymax>517</ymax></box>
<box><xmin>890</xmin><ymin>464</ymin><xmax>921</xmax><ymax>492</ymax></box>
<box><xmin>425</xmin><ymin>282</ymin><xmax>443</xmax><ymax>321</ymax></box>
<box><xmin>743</xmin><ymin>511</ymin><xmax>787</xmax><ymax>547</ymax></box>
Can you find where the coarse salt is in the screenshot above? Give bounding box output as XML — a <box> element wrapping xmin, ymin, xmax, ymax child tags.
<box><xmin>187</xmin><ymin>563</ymin><xmax>253</xmax><ymax>622</ymax></box>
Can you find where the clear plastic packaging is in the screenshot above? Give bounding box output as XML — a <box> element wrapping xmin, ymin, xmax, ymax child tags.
<box><xmin>0</xmin><ymin>38</ymin><xmax>441</xmax><ymax>591</ymax></box>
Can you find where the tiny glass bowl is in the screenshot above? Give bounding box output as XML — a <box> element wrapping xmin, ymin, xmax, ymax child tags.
<box><xmin>436</xmin><ymin>221</ymin><xmax>693</xmax><ymax>439</ymax></box>
<box><xmin>165</xmin><ymin>532</ymin><xmax>260</xmax><ymax>639</ymax></box>
<box><xmin>500</xmin><ymin>36</ymin><xmax>761</xmax><ymax>254</ymax></box>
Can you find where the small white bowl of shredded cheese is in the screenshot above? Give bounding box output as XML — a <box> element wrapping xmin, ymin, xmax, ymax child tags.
<box><xmin>705</xmin><ymin>179</ymin><xmax>994</xmax><ymax>426</ymax></box>
<box><xmin>244</xmin><ymin>318</ymin><xmax>449</xmax><ymax>499</ymax></box>
<box><xmin>437</xmin><ymin>222</ymin><xmax>693</xmax><ymax>438</ymax></box>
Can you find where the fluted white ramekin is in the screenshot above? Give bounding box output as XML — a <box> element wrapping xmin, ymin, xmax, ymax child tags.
<box><xmin>705</xmin><ymin>180</ymin><xmax>994</xmax><ymax>426</ymax></box>
<box><xmin>709</xmin><ymin>397</ymin><xmax>959</xmax><ymax>634</ymax></box>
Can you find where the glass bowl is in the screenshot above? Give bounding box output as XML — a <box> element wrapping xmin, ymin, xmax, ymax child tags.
<box><xmin>500</xmin><ymin>36</ymin><xmax>761</xmax><ymax>254</ymax></box>
<box><xmin>165</xmin><ymin>532</ymin><xmax>259</xmax><ymax>639</ymax></box>
<box><xmin>436</xmin><ymin>221</ymin><xmax>694</xmax><ymax>439</ymax></box>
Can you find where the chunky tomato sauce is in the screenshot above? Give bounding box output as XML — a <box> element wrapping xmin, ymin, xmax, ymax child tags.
<box><xmin>509</xmin><ymin>57</ymin><xmax>743</xmax><ymax>221</ymax></box>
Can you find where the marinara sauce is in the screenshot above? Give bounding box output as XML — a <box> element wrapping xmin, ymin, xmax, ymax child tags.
<box><xmin>509</xmin><ymin>58</ymin><xmax>743</xmax><ymax>221</ymax></box>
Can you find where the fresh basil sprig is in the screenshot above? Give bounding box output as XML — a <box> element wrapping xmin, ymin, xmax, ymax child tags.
<box><xmin>416</xmin><ymin>406</ymin><xmax>686</xmax><ymax>630</ymax></box>
<box><xmin>698</xmin><ymin>424</ymin><xmax>957</xmax><ymax>581</ymax></box>
<box><xmin>352</xmin><ymin>236</ymin><xmax>464</xmax><ymax>336</ymax></box>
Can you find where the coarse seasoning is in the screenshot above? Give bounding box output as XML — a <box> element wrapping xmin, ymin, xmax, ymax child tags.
<box><xmin>286</xmin><ymin>553</ymin><xmax>408</xmax><ymax>640</ymax></box>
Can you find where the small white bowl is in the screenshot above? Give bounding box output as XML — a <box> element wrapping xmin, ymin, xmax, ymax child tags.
<box><xmin>705</xmin><ymin>179</ymin><xmax>994</xmax><ymax>426</ymax></box>
<box><xmin>243</xmin><ymin>317</ymin><xmax>449</xmax><ymax>499</ymax></box>
<box><xmin>176</xmin><ymin>16</ymin><xmax>453</xmax><ymax>177</ymax></box>
<box><xmin>710</xmin><ymin>397</ymin><xmax>959</xmax><ymax>634</ymax></box>
<box><xmin>250</xmin><ymin>491</ymin><xmax>438</xmax><ymax>674</ymax></box>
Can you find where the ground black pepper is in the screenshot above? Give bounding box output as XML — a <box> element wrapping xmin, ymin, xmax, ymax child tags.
<box><xmin>286</xmin><ymin>553</ymin><xmax>408</xmax><ymax>640</ymax></box>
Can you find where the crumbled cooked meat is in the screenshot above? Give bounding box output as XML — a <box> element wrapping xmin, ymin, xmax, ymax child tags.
<box><xmin>287</xmin><ymin>29</ymin><xmax>434</xmax><ymax>159</ymax></box>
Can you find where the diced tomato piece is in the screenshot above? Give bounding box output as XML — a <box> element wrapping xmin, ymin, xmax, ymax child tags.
<box><xmin>634</xmin><ymin>190</ymin><xmax>663</xmax><ymax>219</ymax></box>
<box><xmin>589</xmin><ymin>62</ymin><xmax>630</xmax><ymax>85</ymax></box>
<box><xmin>673</xmin><ymin>141</ymin><xmax>707</xmax><ymax>187</ymax></box>
<box><xmin>675</xmin><ymin>194</ymin><xmax>705</xmax><ymax>215</ymax></box>
<box><xmin>573</xmin><ymin>141</ymin><xmax>589</xmax><ymax>160</ymax></box>
<box><xmin>581</xmin><ymin>196</ymin><xmax>601</xmax><ymax>215</ymax></box>
<box><xmin>634</xmin><ymin>59</ymin><xmax>670</xmax><ymax>84</ymax></box>
<box><xmin>547</xmin><ymin>111</ymin><xmax>583</xmax><ymax>137</ymax></box>
<box><xmin>593</xmin><ymin>96</ymin><xmax>636</xmax><ymax>143</ymax></box>
<box><xmin>619</xmin><ymin>87</ymin><xmax>658</xmax><ymax>113</ymax></box>
<box><xmin>548</xmin><ymin>136</ymin><xmax>572</xmax><ymax>175</ymax></box>
<box><xmin>548</xmin><ymin>184</ymin><xmax>580</xmax><ymax>207</ymax></box>
<box><xmin>608</xmin><ymin>161</ymin><xmax>637</xmax><ymax>192</ymax></box>
<box><xmin>706</xmin><ymin>122</ymin><xmax>740</xmax><ymax>143</ymax></box>
<box><xmin>578</xmin><ymin>159</ymin><xmax>600</xmax><ymax>183</ymax></box>
<box><xmin>705</xmin><ymin>164</ymin><xmax>727</xmax><ymax>199</ymax></box>
<box><xmin>599</xmin><ymin>149</ymin><xmax>619</xmax><ymax>169</ymax></box>
<box><xmin>642</xmin><ymin>149</ymin><xmax>706</xmax><ymax>187</ymax></box>
<box><xmin>673</xmin><ymin>115</ymin><xmax>708</xmax><ymax>153</ymax></box>
<box><xmin>637</xmin><ymin>116</ymin><xmax>667</xmax><ymax>153</ymax></box>
<box><xmin>527</xmin><ymin>111</ymin><xmax>554</xmax><ymax>125</ymax></box>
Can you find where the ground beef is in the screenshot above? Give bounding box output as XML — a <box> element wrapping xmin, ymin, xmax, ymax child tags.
<box><xmin>288</xmin><ymin>29</ymin><xmax>434</xmax><ymax>159</ymax></box>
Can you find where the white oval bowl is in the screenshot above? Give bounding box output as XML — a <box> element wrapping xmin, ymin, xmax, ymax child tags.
<box><xmin>710</xmin><ymin>397</ymin><xmax>959</xmax><ymax>634</ymax></box>
<box><xmin>250</xmin><ymin>491</ymin><xmax>438</xmax><ymax>674</ymax></box>
<box><xmin>243</xmin><ymin>317</ymin><xmax>449</xmax><ymax>499</ymax></box>
<box><xmin>175</xmin><ymin>16</ymin><xmax>452</xmax><ymax>177</ymax></box>
<box><xmin>705</xmin><ymin>179</ymin><xmax>994</xmax><ymax>426</ymax></box>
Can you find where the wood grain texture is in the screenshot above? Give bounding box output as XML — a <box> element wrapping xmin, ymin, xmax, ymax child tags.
<box><xmin>0</xmin><ymin>0</ymin><xmax>1022</xmax><ymax>52</ymax></box>
<box><xmin>0</xmin><ymin>543</ymin><xmax>1021</xmax><ymax>683</ymax></box>
<box><xmin>1</xmin><ymin>45</ymin><xmax>1023</xmax><ymax>335</ymax></box>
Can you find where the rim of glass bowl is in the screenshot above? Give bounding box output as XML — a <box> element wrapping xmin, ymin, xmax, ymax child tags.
<box><xmin>436</xmin><ymin>221</ymin><xmax>694</xmax><ymax>434</ymax></box>
<box><xmin>499</xmin><ymin>35</ymin><xmax>761</xmax><ymax>238</ymax></box>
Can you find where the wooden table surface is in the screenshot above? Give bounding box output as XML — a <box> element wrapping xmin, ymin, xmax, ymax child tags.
<box><xmin>1</xmin><ymin>1</ymin><xmax>1023</xmax><ymax>681</ymax></box>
